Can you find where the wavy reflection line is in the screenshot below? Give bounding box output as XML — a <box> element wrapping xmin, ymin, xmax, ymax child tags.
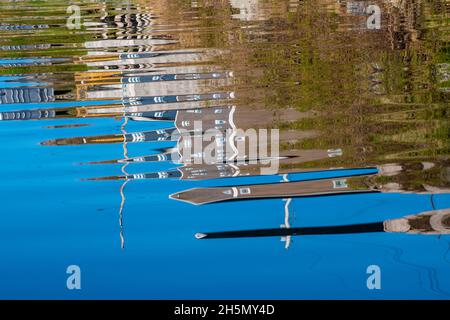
<box><xmin>361</xmin><ymin>240</ymin><xmax>450</xmax><ymax>298</ymax></box>
<box><xmin>118</xmin><ymin>116</ymin><xmax>129</xmax><ymax>250</ymax></box>
<box><xmin>389</xmin><ymin>245</ymin><xmax>450</xmax><ymax>298</ymax></box>
<box><xmin>442</xmin><ymin>238</ymin><xmax>450</xmax><ymax>265</ymax></box>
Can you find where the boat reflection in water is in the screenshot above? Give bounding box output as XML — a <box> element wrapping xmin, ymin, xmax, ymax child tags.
<box><xmin>195</xmin><ymin>209</ymin><xmax>450</xmax><ymax>240</ymax></box>
<box><xmin>169</xmin><ymin>162</ymin><xmax>449</xmax><ymax>205</ymax></box>
<box><xmin>0</xmin><ymin>0</ymin><xmax>449</xmax><ymax>299</ymax></box>
<box><xmin>0</xmin><ymin>0</ymin><xmax>448</xmax><ymax>239</ymax></box>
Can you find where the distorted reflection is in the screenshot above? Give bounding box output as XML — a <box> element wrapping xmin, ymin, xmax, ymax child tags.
<box><xmin>0</xmin><ymin>0</ymin><xmax>448</xmax><ymax>298</ymax></box>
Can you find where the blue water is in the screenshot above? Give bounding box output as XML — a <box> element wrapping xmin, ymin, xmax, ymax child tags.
<box><xmin>0</xmin><ymin>115</ymin><xmax>449</xmax><ymax>299</ymax></box>
<box><xmin>0</xmin><ymin>0</ymin><xmax>449</xmax><ymax>300</ymax></box>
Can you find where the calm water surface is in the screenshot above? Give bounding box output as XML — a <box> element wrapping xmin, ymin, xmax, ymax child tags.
<box><xmin>0</xmin><ymin>0</ymin><xmax>449</xmax><ymax>299</ymax></box>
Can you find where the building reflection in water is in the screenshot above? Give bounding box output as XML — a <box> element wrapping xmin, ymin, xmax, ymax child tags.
<box><xmin>0</xmin><ymin>0</ymin><xmax>448</xmax><ymax>251</ymax></box>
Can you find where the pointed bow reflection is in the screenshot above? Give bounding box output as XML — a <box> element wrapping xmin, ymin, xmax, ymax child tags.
<box><xmin>196</xmin><ymin>209</ymin><xmax>450</xmax><ymax>240</ymax></box>
<box><xmin>170</xmin><ymin>175</ymin><xmax>378</xmax><ymax>205</ymax></box>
